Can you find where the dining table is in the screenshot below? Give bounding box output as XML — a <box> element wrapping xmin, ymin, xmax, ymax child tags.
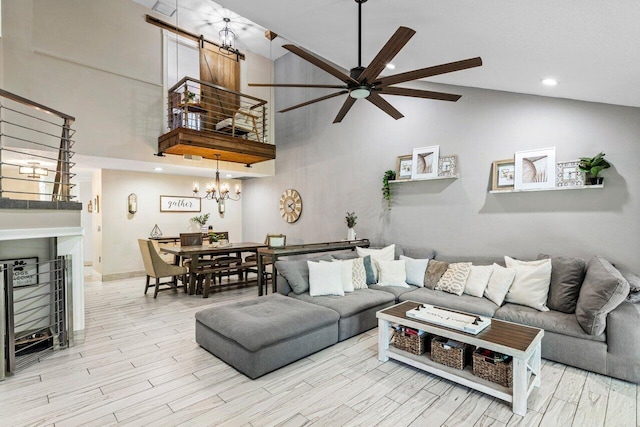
<box><xmin>161</xmin><ymin>242</ymin><xmax>267</xmax><ymax>295</ymax></box>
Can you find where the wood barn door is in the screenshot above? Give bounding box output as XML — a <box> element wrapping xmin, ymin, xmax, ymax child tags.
<box><xmin>199</xmin><ymin>42</ymin><xmax>240</xmax><ymax>131</ymax></box>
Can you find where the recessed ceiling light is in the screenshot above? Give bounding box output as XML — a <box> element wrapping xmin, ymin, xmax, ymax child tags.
<box><xmin>226</xmin><ymin>174</ymin><xmax>232</xmax><ymax>178</ymax></box>
<box><xmin>542</xmin><ymin>78</ymin><xmax>558</xmax><ymax>86</ymax></box>
<box><xmin>386</xmin><ymin>63</ymin><xmax>396</xmax><ymax>70</ymax></box>
<box><xmin>154</xmin><ymin>167</ymin><xmax>163</xmax><ymax>172</ymax></box>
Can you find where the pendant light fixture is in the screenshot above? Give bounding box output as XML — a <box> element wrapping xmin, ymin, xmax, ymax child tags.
<box><xmin>219</xmin><ymin>18</ymin><xmax>237</xmax><ymax>55</ymax></box>
<box><xmin>193</xmin><ymin>154</ymin><xmax>241</xmax><ymax>214</ymax></box>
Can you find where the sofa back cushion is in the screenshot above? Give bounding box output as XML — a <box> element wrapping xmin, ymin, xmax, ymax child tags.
<box><xmin>538</xmin><ymin>254</ymin><xmax>586</xmax><ymax>313</ymax></box>
<box><xmin>275</xmin><ymin>254</ymin><xmax>334</xmax><ymax>294</ymax></box>
<box><xmin>576</xmin><ymin>256</ymin><xmax>630</xmax><ymax>335</ymax></box>
<box><xmin>435</xmin><ymin>255</ymin><xmax>506</xmax><ymax>267</ymax></box>
<box><xmin>400</xmin><ymin>247</ymin><xmax>436</xmax><ymax>260</ymax></box>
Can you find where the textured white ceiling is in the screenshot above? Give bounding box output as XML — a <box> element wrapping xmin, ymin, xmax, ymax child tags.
<box><xmin>153</xmin><ymin>0</ymin><xmax>640</xmax><ymax>108</ymax></box>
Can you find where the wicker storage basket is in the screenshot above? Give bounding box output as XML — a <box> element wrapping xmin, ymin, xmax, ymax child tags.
<box><xmin>430</xmin><ymin>336</ymin><xmax>472</xmax><ymax>370</ymax></box>
<box><xmin>472</xmin><ymin>349</ymin><xmax>513</xmax><ymax>387</ymax></box>
<box><xmin>391</xmin><ymin>331</ymin><xmax>428</xmax><ymax>355</ymax></box>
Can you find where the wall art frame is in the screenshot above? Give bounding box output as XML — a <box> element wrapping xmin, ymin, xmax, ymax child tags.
<box><xmin>411</xmin><ymin>145</ymin><xmax>440</xmax><ymax>180</ymax></box>
<box><xmin>556</xmin><ymin>160</ymin><xmax>585</xmax><ymax>187</ymax></box>
<box><xmin>491</xmin><ymin>159</ymin><xmax>515</xmax><ymax>191</ymax></box>
<box><xmin>0</xmin><ymin>257</ymin><xmax>39</xmax><ymax>287</ymax></box>
<box><xmin>160</xmin><ymin>195</ymin><xmax>202</xmax><ymax>212</ymax></box>
<box><xmin>438</xmin><ymin>155</ymin><xmax>458</xmax><ymax>177</ymax></box>
<box><xmin>514</xmin><ymin>147</ymin><xmax>556</xmax><ymax>190</ymax></box>
<box><xmin>395</xmin><ymin>154</ymin><xmax>413</xmax><ymax>181</ymax></box>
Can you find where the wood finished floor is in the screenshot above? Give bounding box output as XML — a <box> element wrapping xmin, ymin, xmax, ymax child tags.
<box><xmin>1</xmin><ymin>272</ymin><xmax>638</xmax><ymax>427</ymax></box>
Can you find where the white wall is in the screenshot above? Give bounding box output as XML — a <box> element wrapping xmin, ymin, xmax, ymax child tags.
<box><xmin>78</xmin><ymin>180</ymin><xmax>93</xmax><ymax>265</ymax></box>
<box><xmin>101</xmin><ymin>169</ymin><xmax>243</xmax><ymax>280</ymax></box>
<box><xmin>242</xmin><ymin>52</ymin><xmax>640</xmax><ymax>271</ymax></box>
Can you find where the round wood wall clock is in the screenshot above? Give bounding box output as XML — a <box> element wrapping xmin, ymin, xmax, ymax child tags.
<box><xmin>279</xmin><ymin>189</ymin><xmax>302</xmax><ymax>223</ymax></box>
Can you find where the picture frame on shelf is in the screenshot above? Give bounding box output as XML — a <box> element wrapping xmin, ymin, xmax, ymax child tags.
<box><xmin>438</xmin><ymin>155</ymin><xmax>458</xmax><ymax>177</ymax></box>
<box><xmin>514</xmin><ymin>147</ymin><xmax>556</xmax><ymax>190</ymax></box>
<box><xmin>556</xmin><ymin>160</ymin><xmax>585</xmax><ymax>187</ymax></box>
<box><xmin>491</xmin><ymin>159</ymin><xmax>515</xmax><ymax>191</ymax></box>
<box><xmin>411</xmin><ymin>145</ymin><xmax>440</xmax><ymax>180</ymax></box>
<box><xmin>395</xmin><ymin>155</ymin><xmax>413</xmax><ymax>181</ymax></box>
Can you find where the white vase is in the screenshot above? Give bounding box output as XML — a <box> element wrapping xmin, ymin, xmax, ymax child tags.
<box><xmin>347</xmin><ymin>228</ymin><xmax>356</xmax><ymax>240</ymax></box>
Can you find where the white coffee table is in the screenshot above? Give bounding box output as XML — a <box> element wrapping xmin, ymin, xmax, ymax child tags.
<box><xmin>377</xmin><ymin>301</ymin><xmax>544</xmax><ymax>416</ymax></box>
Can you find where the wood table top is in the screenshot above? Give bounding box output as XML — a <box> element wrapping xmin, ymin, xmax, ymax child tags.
<box><xmin>379</xmin><ymin>301</ymin><xmax>543</xmax><ymax>355</ymax></box>
<box><xmin>257</xmin><ymin>239</ymin><xmax>370</xmax><ymax>256</ymax></box>
<box><xmin>160</xmin><ymin>242</ymin><xmax>266</xmax><ymax>256</ymax></box>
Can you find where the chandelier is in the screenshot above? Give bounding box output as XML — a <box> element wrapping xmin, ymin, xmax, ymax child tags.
<box><xmin>219</xmin><ymin>18</ymin><xmax>237</xmax><ymax>55</ymax></box>
<box><xmin>193</xmin><ymin>154</ymin><xmax>241</xmax><ymax>214</ymax></box>
<box><xmin>19</xmin><ymin>162</ymin><xmax>49</xmax><ymax>179</ymax></box>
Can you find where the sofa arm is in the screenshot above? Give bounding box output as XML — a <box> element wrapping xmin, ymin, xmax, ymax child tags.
<box><xmin>606</xmin><ymin>301</ymin><xmax>640</xmax><ymax>382</ymax></box>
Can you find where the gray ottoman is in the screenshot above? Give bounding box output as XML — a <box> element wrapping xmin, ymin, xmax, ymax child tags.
<box><xmin>195</xmin><ymin>293</ymin><xmax>340</xmax><ymax>379</ymax></box>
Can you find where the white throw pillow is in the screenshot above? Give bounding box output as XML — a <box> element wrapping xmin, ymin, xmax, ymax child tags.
<box><xmin>504</xmin><ymin>256</ymin><xmax>552</xmax><ymax>311</ymax></box>
<box><xmin>376</xmin><ymin>260</ymin><xmax>410</xmax><ymax>287</ymax></box>
<box><xmin>308</xmin><ymin>261</ymin><xmax>344</xmax><ymax>297</ymax></box>
<box><xmin>325</xmin><ymin>260</ymin><xmax>355</xmax><ymax>292</ymax></box>
<box><xmin>435</xmin><ymin>262</ymin><xmax>472</xmax><ymax>296</ymax></box>
<box><xmin>464</xmin><ymin>265</ymin><xmax>494</xmax><ymax>297</ymax></box>
<box><xmin>399</xmin><ymin>255</ymin><xmax>428</xmax><ymax>287</ymax></box>
<box><xmin>356</xmin><ymin>244</ymin><xmax>395</xmax><ymax>281</ymax></box>
<box><xmin>484</xmin><ymin>263</ymin><xmax>516</xmax><ymax>306</ymax></box>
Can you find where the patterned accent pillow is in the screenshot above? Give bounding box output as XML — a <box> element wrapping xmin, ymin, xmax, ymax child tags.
<box><xmin>343</xmin><ymin>257</ymin><xmax>368</xmax><ymax>290</ymax></box>
<box><xmin>436</xmin><ymin>263</ymin><xmax>472</xmax><ymax>296</ymax></box>
<box><xmin>424</xmin><ymin>260</ymin><xmax>449</xmax><ymax>290</ymax></box>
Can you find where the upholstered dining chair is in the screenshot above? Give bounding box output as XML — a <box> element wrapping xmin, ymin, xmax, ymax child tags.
<box><xmin>138</xmin><ymin>239</ymin><xmax>188</xmax><ymax>298</ymax></box>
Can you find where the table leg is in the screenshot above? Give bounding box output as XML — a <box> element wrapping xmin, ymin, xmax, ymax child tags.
<box><xmin>188</xmin><ymin>254</ymin><xmax>199</xmax><ymax>295</ymax></box>
<box><xmin>257</xmin><ymin>252</ymin><xmax>264</xmax><ymax>296</ymax></box>
<box><xmin>272</xmin><ymin>261</ymin><xmax>279</xmax><ymax>294</ymax></box>
<box><xmin>378</xmin><ymin>318</ymin><xmax>390</xmax><ymax>362</ymax></box>
<box><xmin>531</xmin><ymin>342</ymin><xmax>542</xmax><ymax>388</ymax></box>
<box><xmin>512</xmin><ymin>356</ymin><xmax>528</xmax><ymax>416</ymax></box>
<box><xmin>235</xmin><ymin>251</ymin><xmax>243</xmax><ymax>280</ymax></box>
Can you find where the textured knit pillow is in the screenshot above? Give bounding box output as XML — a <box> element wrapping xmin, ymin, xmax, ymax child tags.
<box><xmin>435</xmin><ymin>262</ymin><xmax>472</xmax><ymax>296</ymax></box>
<box><xmin>399</xmin><ymin>255</ymin><xmax>429</xmax><ymax>287</ymax></box>
<box><xmin>308</xmin><ymin>261</ymin><xmax>344</xmax><ymax>297</ymax></box>
<box><xmin>464</xmin><ymin>265</ymin><xmax>494</xmax><ymax>297</ymax></box>
<box><xmin>424</xmin><ymin>260</ymin><xmax>449</xmax><ymax>290</ymax></box>
<box><xmin>504</xmin><ymin>257</ymin><xmax>552</xmax><ymax>312</ymax></box>
<box><xmin>356</xmin><ymin>244</ymin><xmax>395</xmax><ymax>281</ymax></box>
<box><xmin>484</xmin><ymin>263</ymin><xmax>516</xmax><ymax>306</ymax></box>
<box><xmin>376</xmin><ymin>260</ymin><xmax>410</xmax><ymax>287</ymax></box>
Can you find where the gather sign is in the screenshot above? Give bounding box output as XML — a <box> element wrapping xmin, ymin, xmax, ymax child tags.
<box><xmin>160</xmin><ymin>195</ymin><xmax>202</xmax><ymax>212</ymax></box>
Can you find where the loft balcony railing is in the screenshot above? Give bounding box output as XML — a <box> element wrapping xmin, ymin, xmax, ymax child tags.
<box><xmin>0</xmin><ymin>89</ymin><xmax>77</xmax><ymax>205</ymax></box>
<box><xmin>167</xmin><ymin>77</ymin><xmax>269</xmax><ymax>144</ymax></box>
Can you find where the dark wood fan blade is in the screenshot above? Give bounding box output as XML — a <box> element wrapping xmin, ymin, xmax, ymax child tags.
<box><xmin>376</xmin><ymin>57</ymin><xmax>483</xmax><ymax>87</ymax></box>
<box><xmin>357</xmin><ymin>27</ymin><xmax>416</xmax><ymax>84</ymax></box>
<box><xmin>366</xmin><ymin>93</ymin><xmax>404</xmax><ymax>120</ymax></box>
<box><xmin>279</xmin><ymin>90</ymin><xmax>348</xmax><ymax>113</ymax></box>
<box><xmin>249</xmin><ymin>83</ymin><xmax>347</xmax><ymax>89</ymax></box>
<box><xmin>380</xmin><ymin>87</ymin><xmax>461</xmax><ymax>102</ymax></box>
<box><xmin>283</xmin><ymin>44</ymin><xmax>359</xmax><ymax>85</ymax></box>
<box><xmin>333</xmin><ymin>97</ymin><xmax>357</xmax><ymax>123</ymax></box>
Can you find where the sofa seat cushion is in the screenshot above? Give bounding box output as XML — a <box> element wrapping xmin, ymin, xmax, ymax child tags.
<box><xmin>195</xmin><ymin>293</ymin><xmax>339</xmax><ymax>352</ymax></box>
<box><xmin>494</xmin><ymin>303</ymin><xmax>605</xmax><ymax>343</ymax></box>
<box><xmin>369</xmin><ymin>284</ymin><xmax>419</xmax><ymax>301</ymax></box>
<box><xmin>399</xmin><ymin>287</ymin><xmax>500</xmax><ymax>317</ymax></box>
<box><xmin>290</xmin><ymin>288</ymin><xmax>395</xmax><ymax>319</ymax></box>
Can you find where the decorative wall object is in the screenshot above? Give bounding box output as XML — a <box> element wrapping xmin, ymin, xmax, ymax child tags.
<box><xmin>0</xmin><ymin>257</ymin><xmax>39</xmax><ymax>287</ymax></box>
<box><xmin>127</xmin><ymin>193</ymin><xmax>138</xmax><ymax>214</ymax></box>
<box><xmin>556</xmin><ymin>161</ymin><xmax>585</xmax><ymax>187</ymax></box>
<box><xmin>514</xmin><ymin>147</ymin><xmax>556</xmax><ymax>190</ymax></box>
<box><xmin>87</xmin><ymin>200</ymin><xmax>93</xmax><ymax>213</ymax></box>
<box><xmin>160</xmin><ymin>195</ymin><xmax>202</xmax><ymax>212</ymax></box>
<box><xmin>279</xmin><ymin>189</ymin><xmax>302</xmax><ymax>223</ymax></box>
<box><xmin>396</xmin><ymin>155</ymin><xmax>413</xmax><ymax>181</ymax></box>
<box><xmin>150</xmin><ymin>224</ymin><xmax>163</xmax><ymax>238</ymax></box>
<box><xmin>491</xmin><ymin>159</ymin><xmax>515</xmax><ymax>191</ymax></box>
<box><xmin>411</xmin><ymin>146</ymin><xmax>440</xmax><ymax>180</ymax></box>
<box><xmin>438</xmin><ymin>155</ymin><xmax>458</xmax><ymax>177</ymax></box>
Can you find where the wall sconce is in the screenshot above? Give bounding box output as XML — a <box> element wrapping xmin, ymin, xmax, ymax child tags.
<box><xmin>128</xmin><ymin>193</ymin><xmax>138</xmax><ymax>214</ymax></box>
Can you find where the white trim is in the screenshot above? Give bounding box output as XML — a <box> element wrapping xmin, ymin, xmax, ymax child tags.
<box><xmin>0</xmin><ymin>227</ymin><xmax>84</xmax><ymax>241</ymax></box>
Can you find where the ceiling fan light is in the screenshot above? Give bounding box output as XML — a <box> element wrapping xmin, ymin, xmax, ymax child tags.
<box><xmin>349</xmin><ymin>86</ymin><xmax>371</xmax><ymax>99</ymax></box>
<box><xmin>542</xmin><ymin>78</ymin><xmax>558</xmax><ymax>86</ymax></box>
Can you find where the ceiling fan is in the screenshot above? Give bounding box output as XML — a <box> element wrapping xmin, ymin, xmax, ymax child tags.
<box><xmin>249</xmin><ymin>0</ymin><xmax>482</xmax><ymax>123</ymax></box>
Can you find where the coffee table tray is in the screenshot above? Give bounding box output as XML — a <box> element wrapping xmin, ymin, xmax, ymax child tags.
<box><xmin>406</xmin><ymin>304</ymin><xmax>491</xmax><ymax>334</ymax></box>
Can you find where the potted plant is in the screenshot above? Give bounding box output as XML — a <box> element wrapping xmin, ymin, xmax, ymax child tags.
<box><xmin>207</xmin><ymin>231</ymin><xmax>224</xmax><ymax>245</ymax></box>
<box><xmin>578</xmin><ymin>152</ymin><xmax>610</xmax><ymax>185</ymax></box>
<box><xmin>190</xmin><ymin>213</ymin><xmax>210</xmax><ymax>232</ymax></box>
<box><xmin>345</xmin><ymin>211</ymin><xmax>357</xmax><ymax>240</ymax></box>
<box><xmin>382</xmin><ymin>170</ymin><xmax>396</xmax><ymax>209</ymax></box>
<box><xmin>184</xmin><ymin>90</ymin><xmax>197</xmax><ymax>104</ymax></box>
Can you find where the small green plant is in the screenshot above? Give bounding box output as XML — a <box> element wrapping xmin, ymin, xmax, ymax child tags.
<box><xmin>578</xmin><ymin>152</ymin><xmax>610</xmax><ymax>178</ymax></box>
<box><xmin>345</xmin><ymin>212</ymin><xmax>357</xmax><ymax>228</ymax></box>
<box><xmin>207</xmin><ymin>231</ymin><xmax>225</xmax><ymax>243</ymax></box>
<box><xmin>382</xmin><ymin>170</ymin><xmax>396</xmax><ymax>209</ymax></box>
<box><xmin>190</xmin><ymin>213</ymin><xmax>210</xmax><ymax>227</ymax></box>
<box><xmin>184</xmin><ymin>90</ymin><xmax>196</xmax><ymax>103</ymax></box>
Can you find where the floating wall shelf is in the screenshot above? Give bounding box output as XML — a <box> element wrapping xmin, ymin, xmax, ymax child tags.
<box><xmin>489</xmin><ymin>184</ymin><xmax>604</xmax><ymax>194</ymax></box>
<box><xmin>389</xmin><ymin>175</ymin><xmax>459</xmax><ymax>184</ymax></box>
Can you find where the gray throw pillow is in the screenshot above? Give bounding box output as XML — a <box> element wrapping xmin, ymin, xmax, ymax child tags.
<box><xmin>424</xmin><ymin>260</ymin><xmax>449</xmax><ymax>290</ymax></box>
<box><xmin>400</xmin><ymin>247</ymin><xmax>436</xmax><ymax>260</ymax></box>
<box><xmin>332</xmin><ymin>252</ymin><xmax>359</xmax><ymax>260</ymax></box>
<box><xmin>618</xmin><ymin>267</ymin><xmax>640</xmax><ymax>293</ymax></box>
<box><xmin>575</xmin><ymin>256</ymin><xmax>630</xmax><ymax>335</ymax></box>
<box><xmin>275</xmin><ymin>254</ymin><xmax>333</xmax><ymax>294</ymax></box>
<box><xmin>538</xmin><ymin>254</ymin><xmax>586</xmax><ymax>314</ymax></box>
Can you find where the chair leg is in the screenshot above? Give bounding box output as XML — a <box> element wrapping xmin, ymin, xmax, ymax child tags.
<box><xmin>203</xmin><ymin>274</ymin><xmax>211</xmax><ymax>298</ymax></box>
<box><xmin>183</xmin><ymin>274</ymin><xmax>188</xmax><ymax>292</ymax></box>
<box><xmin>144</xmin><ymin>275</ymin><xmax>150</xmax><ymax>294</ymax></box>
<box><xmin>154</xmin><ymin>277</ymin><xmax>160</xmax><ymax>298</ymax></box>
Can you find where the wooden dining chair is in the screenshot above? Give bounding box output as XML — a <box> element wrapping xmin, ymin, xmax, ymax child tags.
<box><xmin>180</xmin><ymin>233</ymin><xmax>203</xmax><ymax>247</ymax></box>
<box><xmin>138</xmin><ymin>239</ymin><xmax>188</xmax><ymax>298</ymax></box>
<box><xmin>245</xmin><ymin>234</ymin><xmax>286</xmax><ymax>292</ymax></box>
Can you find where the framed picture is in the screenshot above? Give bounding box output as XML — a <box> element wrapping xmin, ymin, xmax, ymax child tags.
<box><xmin>160</xmin><ymin>195</ymin><xmax>202</xmax><ymax>212</ymax></box>
<box><xmin>556</xmin><ymin>160</ymin><xmax>585</xmax><ymax>187</ymax></box>
<box><xmin>438</xmin><ymin>155</ymin><xmax>458</xmax><ymax>177</ymax></box>
<box><xmin>395</xmin><ymin>155</ymin><xmax>413</xmax><ymax>181</ymax></box>
<box><xmin>492</xmin><ymin>159</ymin><xmax>515</xmax><ymax>191</ymax></box>
<box><xmin>0</xmin><ymin>257</ymin><xmax>39</xmax><ymax>287</ymax></box>
<box><xmin>266</xmin><ymin>234</ymin><xmax>286</xmax><ymax>248</ymax></box>
<box><xmin>411</xmin><ymin>145</ymin><xmax>440</xmax><ymax>180</ymax></box>
<box><xmin>514</xmin><ymin>147</ymin><xmax>556</xmax><ymax>190</ymax></box>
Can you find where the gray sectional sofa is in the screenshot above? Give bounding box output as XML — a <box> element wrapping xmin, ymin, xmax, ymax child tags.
<box><xmin>196</xmin><ymin>246</ymin><xmax>640</xmax><ymax>383</ymax></box>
